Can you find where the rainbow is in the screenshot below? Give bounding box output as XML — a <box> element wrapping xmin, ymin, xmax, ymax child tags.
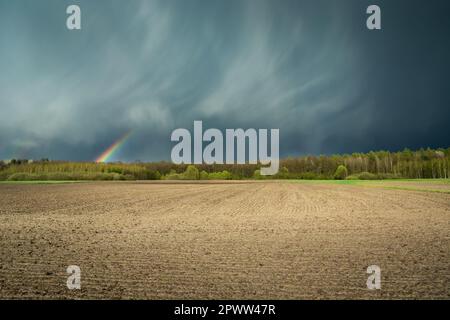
<box><xmin>95</xmin><ymin>131</ymin><xmax>132</xmax><ymax>163</ymax></box>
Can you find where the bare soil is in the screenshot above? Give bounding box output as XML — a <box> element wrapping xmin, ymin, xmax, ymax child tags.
<box><xmin>0</xmin><ymin>181</ymin><xmax>449</xmax><ymax>299</ymax></box>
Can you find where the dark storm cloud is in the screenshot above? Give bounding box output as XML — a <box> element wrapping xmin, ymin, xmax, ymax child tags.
<box><xmin>0</xmin><ymin>0</ymin><xmax>448</xmax><ymax>161</ymax></box>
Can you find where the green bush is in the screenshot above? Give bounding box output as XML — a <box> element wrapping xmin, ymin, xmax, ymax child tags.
<box><xmin>253</xmin><ymin>169</ymin><xmax>262</xmax><ymax>179</ymax></box>
<box><xmin>334</xmin><ymin>165</ymin><xmax>348</xmax><ymax>180</ymax></box>
<box><xmin>200</xmin><ymin>170</ymin><xmax>209</xmax><ymax>180</ymax></box>
<box><xmin>140</xmin><ymin>170</ymin><xmax>161</xmax><ymax>180</ymax></box>
<box><xmin>276</xmin><ymin>166</ymin><xmax>290</xmax><ymax>179</ymax></box>
<box><xmin>208</xmin><ymin>170</ymin><xmax>232</xmax><ymax>180</ymax></box>
<box><xmin>345</xmin><ymin>171</ymin><xmax>377</xmax><ymax>180</ymax></box>
<box><xmin>183</xmin><ymin>165</ymin><xmax>200</xmax><ymax>180</ymax></box>
<box><xmin>164</xmin><ymin>173</ymin><xmax>181</xmax><ymax>180</ymax></box>
<box><xmin>164</xmin><ymin>169</ymin><xmax>182</xmax><ymax>180</ymax></box>
<box><xmin>222</xmin><ymin>170</ymin><xmax>232</xmax><ymax>180</ymax></box>
<box><xmin>357</xmin><ymin>172</ymin><xmax>377</xmax><ymax>180</ymax></box>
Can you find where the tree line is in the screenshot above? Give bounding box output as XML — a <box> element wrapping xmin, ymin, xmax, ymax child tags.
<box><xmin>0</xmin><ymin>147</ymin><xmax>449</xmax><ymax>181</ymax></box>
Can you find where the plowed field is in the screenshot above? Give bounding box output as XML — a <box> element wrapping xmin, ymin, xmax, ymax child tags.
<box><xmin>0</xmin><ymin>181</ymin><xmax>448</xmax><ymax>299</ymax></box>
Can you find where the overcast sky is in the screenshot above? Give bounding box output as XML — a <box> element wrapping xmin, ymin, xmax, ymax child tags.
<box><xmin>0</xmin><ymin>0</ymin><xmax>449</xmax><ymax>161</ymax></box>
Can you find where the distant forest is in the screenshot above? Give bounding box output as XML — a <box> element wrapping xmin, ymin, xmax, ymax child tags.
<box><xmin>1</xmin><ymin>147</ymin><xmax>449</xmax><ymax>181</ymax></box>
